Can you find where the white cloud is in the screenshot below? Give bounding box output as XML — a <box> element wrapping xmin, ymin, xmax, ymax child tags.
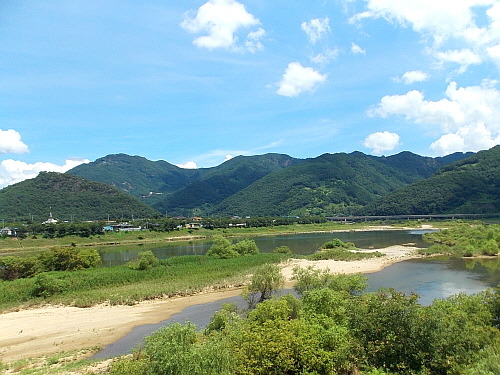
<box><xmin>311</xmin><ymin>48</ymin><xmax>339</xmax><ymax>65</ymax></box>
<box><xmin>435</xmin><ymin>48</ymin><xmax>482</xmax><ymax>72</ymax></box>
<box><xmin>371</xmin><ymin>81</ymin><xmax>500</xmax><ymax>155</ymax></box>
<box><xmin>0</xmin><ymin>129</ymin><xmax>29</xmax><ymax>154</ymax></box>
<box><xmin>399</xmin><ymin>70</ymin><xmax>429</xmax><ymax>84</ymax></box>
<box><xmin>245</xmin><ymin>27</ymin><xmax>265</xmax><ymax>53</ymax></box>
<box><xmin>357</xmin><ymin>0</ymin><xmax>490</xmax><ymax>42</ymax></box>
<box><xmin>0</xmin><ymin>158</ymin><xmax>90</xmax><ymax>189</ymax></box>
<box><xmin>362</xmin><ymin>131</ymin><xmax>401</xmax><ymax>154</ymax></box>
<box><xmin>224</xmin><ymin>154</ymin><xmax>234</xmax><ymax>162</ymax></box>
<box><xmin>430</xmin><ymin>123</ymin><xmax>500</xmax><ymax>155</ymax></box>
<box><xmin>353</xmin><ymin>1</ymin><xmax>500</xmax><ymax>71</ymax></box>
<box><xmin>180</xmin><ymin>0</ymin><xmax>262</xmax><ymax>52</ymax></box>
<box><xmin>276</xmin><ymin>62</ymin><xmax>327</xmax><ymax>97</ymax></box>
<box><xmin>177</xmin><ymin>161</ymin><xmax>198</xmax><ymax>169</ymax></box>
<box><xmin>351</xmin><ymin>42</ymin><xmax>365</xmax><ymax>54</ymax></box>
<box><xmin>301</xmin><ymin>17</ymin><xmax>331</xmax><ymax>44</ymax></box>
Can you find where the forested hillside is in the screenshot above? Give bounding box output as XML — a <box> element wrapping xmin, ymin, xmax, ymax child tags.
<box><xmin>65</xmin><ymin>150</ymin><xmax>475</xmax><ymax>218</ymax></box>
<box><xmin>153</xmin><ymin>153</ymin><xmax>299</xmax><ymax>216</ymax></box>
<box><xmin>0</xmin><ymin>172</ymin><xmax>159</xmax><ymax>222</ymax></box>
<box><xmin>210</xmin><ymin>151</ymin><xmax>468</xmax><ymax>217</ymax></box>
<box><xmin>362</xmin><ymin>145</ymin><xmax>500</xmax><ymax>215</ymax></box>
<box><xmin>67</xmin><ymin>154</ymin><xmax>199</xmax><ymax>205</ymax></box>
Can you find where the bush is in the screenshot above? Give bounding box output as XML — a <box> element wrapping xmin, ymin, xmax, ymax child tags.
<box><xmin>206</xmin><ymin>236</ymin><xmax>239</xmax><ymax>259</ymax></box>
<box><xmin>31</xmin><ymin>273</ymin><xmax>68</xmax><ymax>298</ymax></box>
<box><xmin>128</xmin><ymin>250</ymin><xmax>159</xmax><ymax>270</ymax></box>
<box><xmin>231</xmin><ymin>239</ymin><xmax>259</xmax><ymax>256</ymax></box>
<box><xmin>293</xmin><ymin>266</ymin><xmax>367</xmax><ymax>296</ymax></box>
<box><xmin>321</xmin><ymin>238</ymin><xmax>355</xmax><ymax>250</ymax></box>
<box><xmin>273</xmin><ymin>245</ymin><xmax>292</xmax><ymax>255</ymax></box>
<box><xmin>0</xmin><ymin>256</ymin><xmax>40</xmax><ymax>281</ymax></box>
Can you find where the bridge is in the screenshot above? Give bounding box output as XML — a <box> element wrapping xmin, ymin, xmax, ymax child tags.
<box><xmin>326</xmin><ymin>214</ymin><xmax>499</xmax><ymax>222</ymax></box>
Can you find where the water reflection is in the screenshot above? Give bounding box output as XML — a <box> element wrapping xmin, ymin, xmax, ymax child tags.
<box><xmin>366</xmin><ymin>257</ymin><xmax>499</xmax><ymax>305</ymax></box>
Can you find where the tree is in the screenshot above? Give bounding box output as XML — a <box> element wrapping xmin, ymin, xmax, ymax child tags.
<box><xmin>244</xmin><ymin>263</ymin><xmax>284</xmax><ymax>308</ymax></box>
<box><xmin>206</xmin><ymin>235</ymin><xmax>239</xmax><ymax>259</ymax></box>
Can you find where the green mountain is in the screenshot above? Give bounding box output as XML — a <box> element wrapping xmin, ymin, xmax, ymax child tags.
<box><xmin>153</xmin><ymin>153</ymin><xmax>300</xmax><ymax>216</ymax></box>
<box><xmin>67</xmin><ymin>153</ymin><xmax>199</xmax><ymax>205</ymax></box>
<box><xmin>211</xmin><ymin>151</ymin><xmax>466</xmax><ymax>217</ymax></box>
<box><xmin>0</xmin><ymin>172</ymin><xmax>159</xmax><ymax>222</ymax></box>
<box><xmin>361</xmin><ymin>146</ymin><xmax>500</xmax><ymax>215</ymax></box>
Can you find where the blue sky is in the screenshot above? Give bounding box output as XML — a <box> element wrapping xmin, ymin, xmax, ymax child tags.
<box><xmin>1</xmin><ymin>0</ymin><xmax>500</xmax><ymax>188</ymax></box>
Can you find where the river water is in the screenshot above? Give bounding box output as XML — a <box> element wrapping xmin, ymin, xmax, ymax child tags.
<box><xmin>93</xmin><ymin>230</ymin><xmax>499</xmax><ymax>359</ymax></box>
<box><xmin>98</xmin><ymin>229</ymin><xmax>433</xmax><ymax>266</ymax></box>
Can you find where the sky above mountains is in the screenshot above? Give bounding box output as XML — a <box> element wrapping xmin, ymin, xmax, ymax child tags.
<box><xmin>1</xmin><ymin>0</ymin><xmax>500</xmax><ymax>188</ymax></box>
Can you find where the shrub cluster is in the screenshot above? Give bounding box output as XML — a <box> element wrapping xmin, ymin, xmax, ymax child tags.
<box><xmin>206</xmin><ymin>236</ymin><xmax>260</xmax><ymax>259</ymax></box>
<box><xmin>308</xmin><ymin>238</ymin><xmax>383</xmax><ymax>261</ymax></box>
<box><xmin>127</xmin><ymin>250</ymin><xmax>160</xmax><ymax>270</ymax></box>
<box><xmin>422</xmin><ymin>223</ymin><xmax>500</xmax><ymax>257</ymax></box>
<box><xmin>0</xmin><ymin>247</ymin><xmax>101</xmax><ymax>281</ymax></box>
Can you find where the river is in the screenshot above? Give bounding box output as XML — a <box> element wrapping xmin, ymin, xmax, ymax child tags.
<box><xmin>98</xmin><ymin>229</ymin><xmax>433</xmax><ymax>266</ymax></box>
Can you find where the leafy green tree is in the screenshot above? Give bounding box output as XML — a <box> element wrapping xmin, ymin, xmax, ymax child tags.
<box><xmin>231</xmin><ymin>238</ymin><xmax>260</xmax><ymax>255</ymax></box>
<box><xmin>206</xmin><ymin>235</ymin><xmax>239</xmax><ymax>259</ymax></box>
<box><xmin>244</xmin><ymin>263</ymin><xmax>284</xmax><ymax>308</ymax></box>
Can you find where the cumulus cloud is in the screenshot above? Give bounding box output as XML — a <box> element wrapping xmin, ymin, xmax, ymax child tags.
<box><xmin>301</xmin><ymin>17</ymin><xmax>331</xmax><ymax>44</ymax></box>
<box><xmin>353</xmin><ymin>1</ymin><xmax>500</xmax><ymax>71</ymax></box>
<box><xmin>0</xmin><ymin>129</ymin><xmax>29</xmax><ymax>154</ymax></box>
<box><xmin>399</xmin><ymin>70</ymin><xmax>429</xmax><ymax>84</ymax></box>
<box><xmin>362</xmin><ymin>131</ymin><xmax>401</xmax><ymax>154</ymax></box>
<box><xmin>276</xmin><ymin>62</ymin><xmax>327</xmax><ymax>97</ymax></box>
<box><xmin>177</xmin><ymin>161</ymin><xmax>198</xmax><ymax>169</ymax></box>
<box><xmin>351</xmin><ymin>42</ymin><xmax>365</xmax><ymax>54</ymax></box>
<box><xmin>371</xmin><ymin>81</ymin><xmax>500</xmax><ymax>155</ymax></box>
<box><xmin>180</xmin><ymin>0</ymin><xmax>262</xmax><ymax>52</ymax></box>
<box><xmin>0</xmin><ymin>158</ymin><xmax>90</xmax><ymax>189</ymax></box>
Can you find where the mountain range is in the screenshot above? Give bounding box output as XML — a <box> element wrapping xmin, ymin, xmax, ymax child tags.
<box><xmin>1</xmin><ymin>147</ymin><xmax>498</xmax><ymax>222</ymax></box>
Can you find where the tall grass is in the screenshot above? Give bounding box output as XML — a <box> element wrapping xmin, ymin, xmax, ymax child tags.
<box><xmin>0</xmin><ymin>253</ymin><xmax>286</xmax><ymax>311</ymax></box>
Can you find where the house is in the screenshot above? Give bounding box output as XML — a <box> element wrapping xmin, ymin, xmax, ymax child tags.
<box><xmin>1</xmin><ymin>227</ymin><xmax>17</xmax><ymax>237</ymax></box>
<box><xmin>185</xmin><ymin>222</ymin><xmax>203</xmax><ymax>229</ymax></box>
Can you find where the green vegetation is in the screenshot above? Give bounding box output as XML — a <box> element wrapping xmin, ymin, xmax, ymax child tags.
<box><xmin>421</xmin><ymin>222</ymin><xmax>500</xmax><ymax>257</ymax></box>
<box><xmin>64</xmin><ymin>150</ymin><xmax>472</xmax><ymax>218</ymax></box>
<box><xmin>213</xmin><ymin>151</ymin><xmax>448</xmax><ymax>217</ymax></box>
<box><xmin>307</xmin><ymin>238</ymin><xmax>384</xmax><ymax>261</ymax></box>
<box><xmin>0</xmin><ymin>253</ymin><xmax>285</xmax><ymax>311</ymax></box>
<box><xmin>273</xmin><ymin>245</ymin><xmax>292</xmax><ymax>255</ymax></box>
<box><xmin>243</xmin><ymin>263</ymin><xmax>284</xmax><ymax>308</ymax></box>
<box><xmin>206</xmin><ymin>236</ymin><xmax>260</xmax><ymax>258</ymax></box>
<box><xmin>127</xmin><ymin>250</ymin><xmax>160</xmax><ymax>270</ymax></box>
<box><xmin>363</xmin><ymin>145</ymin><xmax>500</xmax><ymax>215</ymax></box>
<box><xmin>0</xmin><ymin>171</ymin><xmax>159</xmax><ymax>222</ymax></box>
<box><xmin>0</xmin><ymin>247</ymin><xmax>101</xmax><ymax>281</ymax></box>
<box><xmin>67</xmin><ymin>153</ymin><xmax>198</xmax><ymax>202</ymax></box>
<box><xmin>153</xmin><ymin>153</ymin><xmax>299</xmax><ymax>216</ymax></box>
<box><xmin>108</xmin><ymin>272</ymin><xmax>500</xmax><ymax>375</ymax></box>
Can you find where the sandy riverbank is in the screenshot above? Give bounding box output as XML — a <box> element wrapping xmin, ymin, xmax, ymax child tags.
<box><xmin>0</xmin><ymin>244</ymin><xmax>422</xmax><ymax>363</ymax></box>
